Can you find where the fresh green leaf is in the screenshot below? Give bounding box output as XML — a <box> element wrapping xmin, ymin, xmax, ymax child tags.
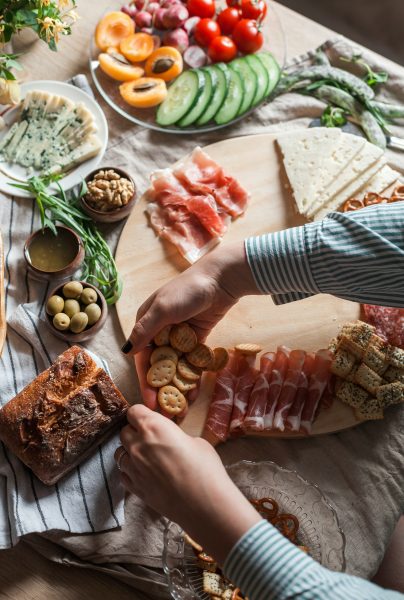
<box><xmin>321</xmin><ymin>105</ymin><xmax>347</xmax><ymax>128</ymax></box>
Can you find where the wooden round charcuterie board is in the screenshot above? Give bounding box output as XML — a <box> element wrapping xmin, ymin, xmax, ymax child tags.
<box><xmin>115</xmin><ymin>132</ymin><xmax>364</xmax><ymax>439</ymax></box>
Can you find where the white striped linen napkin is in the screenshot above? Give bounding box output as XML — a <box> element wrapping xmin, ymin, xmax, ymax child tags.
<box><xmin>0</xmin><ymin>76</ymin><xmax>125</xmax><ymax>549</ymax></box>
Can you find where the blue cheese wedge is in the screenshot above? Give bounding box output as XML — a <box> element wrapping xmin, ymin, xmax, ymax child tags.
<box><xmin>0</xmin><ymin>90</ymin><xmax>101</xmax><ymax>176</ymax></box>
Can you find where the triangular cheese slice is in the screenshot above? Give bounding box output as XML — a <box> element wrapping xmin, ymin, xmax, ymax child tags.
<box><xmin>357</xmin><ymin>164</ymin><xmax>401</xmax><ymax>198</ymax></box>
<box><xmin>276</xmin><ymin>128</ymin><xmax>341</xmax><ymax>215</ymax></box>
<box><xmin>307</xmin><ymin>139</ymin><xmax>384</xmax><ymax>217</ymax></box>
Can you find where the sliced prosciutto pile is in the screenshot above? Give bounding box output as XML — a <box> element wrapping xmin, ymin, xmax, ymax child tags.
<box><xmin>203</xmin><ymin>347</ymin><xmax>334</xmax><ymax>444</ymax></box>
<box><xmin>362</xmin><ymin>304</ymin><xmax>404</xmax><ymax>349</ymax></box>
<box><xmin>145</xmin><ymin>147</ymin><xmax>249</xmax><ymax>263</ymax></box>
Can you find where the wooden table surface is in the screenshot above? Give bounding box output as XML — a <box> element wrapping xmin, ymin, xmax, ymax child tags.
<box><xmin>0</xmin><ymin>1</ymin><xmax>337</xmax><ymax>598</ymax></box>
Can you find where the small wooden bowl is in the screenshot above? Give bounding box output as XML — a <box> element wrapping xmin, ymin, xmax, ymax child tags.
<box><xmin>80</xmin><ymin>167</ymin><xmax>137</xmax><ymax>223</ymax></box>
<box><xmin>45</xmin><ymin>280</ymin><xmax>107</xmax><ymax>343</ymax></box>
<box><xmin>24</xmin><ymin>226</ymin><xmax>85</xmax><ymax>282</ymax></box>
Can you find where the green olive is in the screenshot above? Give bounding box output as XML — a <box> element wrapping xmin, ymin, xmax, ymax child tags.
<box><xmin>80</xmin><ymin>287</ymin><xmax>98</xmax><ymax>305</ymax></box>
<box><xmin>69</xmin><ymin>311</ymin><xmax>89</xmax><ymax>334</ymax></box>
<box><xmin>85</xmin><ymin>302</ymin><xmax>102</xmax><ymax>326</ymax></box>
<box><xmin>63</xmin><ymin>281</ymin><xmax>83</xmax><ymax>299</ymax></box>
<box><xmin>46</xmin><ymin>295</ymin><xmax>64</xmax><ymax>316</ymax></box>
<box><xmin>64</xmin><ymin>299</ymin><xmax>81</xmax><ymax>318</ymax></box>
<box><xmin>53</xmin><ymin>312</ymin><xmax>70</xmax><ymax>331</ymax></box>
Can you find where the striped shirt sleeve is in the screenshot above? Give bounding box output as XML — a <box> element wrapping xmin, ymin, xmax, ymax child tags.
<box><xmin>223</xmin><ymin>520</ymin><xmax>403</xmax><ymax>600</ymax></box>
<box><xmin>245</xmin><ymin>203</ymin><xmax>404</xmax><ymax>307</ymax></box>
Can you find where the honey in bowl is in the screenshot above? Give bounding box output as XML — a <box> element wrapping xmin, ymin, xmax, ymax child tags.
<box><xmin>26</xmin><ymin>227</ymin><xmax>80</xmax><ymax>273</ymax></box>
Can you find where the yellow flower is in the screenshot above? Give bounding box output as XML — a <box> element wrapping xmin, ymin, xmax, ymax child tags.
<box><xmin>37</xmin><ymin>16</ymin><xmax>67</xmax><ymax>43</ymax></box>
<box><xmin>64</xmin><ymin>9</ymin><xmax>79</xmax><ymax>23</ymax></box>
<box><xmin>40</xmin><ymin>0</ymin><xmax>51</xmax><ymax>6</ymax></box>
<box><xmin>58</xmin><ymin>0</ymin><xmax>73</xmax><ymax>8</ymax></box>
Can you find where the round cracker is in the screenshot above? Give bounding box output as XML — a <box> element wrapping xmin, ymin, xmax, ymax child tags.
<box><xmin>147</xmin><ymin>359</ymin><xmax>176</xmax><ymax>388</ymax></box>
<box><xmin>177</xmin><ymin>357</ymin><xmax>202</xmax><ymax>382</ymax></box>
<box><xmin>150</xmin><ymin>345</ymin><xmax>179</xmax><ymax>365</ymax></box>
<box><xmin>169</xmin><ymin>323</ymin><xmax>198</xmax><ymax>353</ymax></box>
<box><xmin>235</xmin><ymin>343</ymin><xmax>262</xmax><ymax>356</ymax></box>
<box><xmin>186</xmin><ymin>343</ymin><xmax>214</xmax><ymax>368</ymax></box>
<box><xmin>173</xmin><ymin>371</ymin><xmax>197</xmax><ymax>392</ymax></box>
<box><xmin>158</xmin><ymin>385</ymin><xmax>187</xmax><ymax>415</ymax></box>
<box><xmin>154</xmin><ymin>325</ymin><xmax>172</xmax><ymax>346</ymax></box>
<box><xmin>206</xmin><ymin>347</ymin><xmax>230</xmax><ymax>371</ymax></box>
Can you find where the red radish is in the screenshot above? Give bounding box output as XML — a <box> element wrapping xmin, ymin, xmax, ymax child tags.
<box><xmin>162</xmin><ymin>28</ymin><xmax>189</xmax><ymax>53</ymax></box>
<box><xmin>140</xmin><ymin>26</ymin><xmax>154</xmax><ymax>33</ymax></box>
<box><xmin>135</xmin><ymin>10</ymin><xmax>152</xmax><ymax>27</ymax></box>
<box><xmin>135</xmin><ymin>0</ymin><xmax>146</xmax><ymax>9</ymax></box>
<box><xmin>153</xmin><ymin>7</ymin><xmax>168</xmax><ymax>28</ymax></box>
<box><xmin>183</xmin><ymin>44</ymin><xmax>207</xmax><ymax>67</ymax></box>
<box><xmin>147</xmin><ymin>2</ymin><xmax>160</xmax><ymax>13</ymax></box>
<box><xmin>161</xmin><ymin>0</ymin><xmax>182</xmax><ymax>7</ymax></box>
<box><xmin>162</xmin><ymin>4</ymin><xmax>189</xmax><ymax>28</ymax></box>
<box><xmin>183</xmin><ymin>15</ymin><xmax>200</xmax><ymax>34</ymax></box>
<box><xmin>121</xmin><ymin>3</ymin><xmax>137</xmax><ymax>18</ymax></box>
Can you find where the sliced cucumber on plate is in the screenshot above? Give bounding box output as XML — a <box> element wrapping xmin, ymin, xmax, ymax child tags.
<box><xmin>230</xmin><ymin>58</ymin><xmax>257</xmax><ymax>116</ymax></box>
<box><xmin>256</xmin><ymin>51</ymin><xmax>281</xmax><ymax>97</ymax></box>
<box><xmin>215</xmin><ymin>68</ymin><xmax>243</xmax><ymax>125</ymax></box>
<box><xmin>178</xmin><ymin>69</ymin><xmax>213</xmax><ymax>127</ymax></box>
<box><xmin>196</xmin><ymin>64</ymin><xmax>228</xmax><ymax>126</ymax></box>
<box><xmin>156</xmin><ymin>70</ymin><xmax>204</xmax><ymax>126</ymax></box>
<box><xmin>244</xmin><ymin>54</ymin><xmax>269</xmax><ymax>106</ymax></box>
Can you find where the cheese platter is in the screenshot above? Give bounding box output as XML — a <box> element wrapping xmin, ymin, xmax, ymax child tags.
<box><xmin>0</xmin><ymin>80</ymin><xmax>108</xmax><ymax>197</ymax></box>
<box><xmin>115</xmin><ymin>130</ymin><xmax>404</xmax><ymax>440</ymax></box>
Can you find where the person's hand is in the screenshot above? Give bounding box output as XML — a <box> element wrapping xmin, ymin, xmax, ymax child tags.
<box><xmin>115</xmin><ymin>404</ymin><xmax>261</xmax><ymax>565</ymax></box>
<box><xmin>121</xmin><ymin>241</ymin><xmax>260</xmax><ymax>410</ymax></box>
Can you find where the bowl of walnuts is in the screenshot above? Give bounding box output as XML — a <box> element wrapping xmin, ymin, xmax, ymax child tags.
<box><xmin>80</xmin><ymin>167</ymin><xmax>136</xmax><ymax>223</ymax></box>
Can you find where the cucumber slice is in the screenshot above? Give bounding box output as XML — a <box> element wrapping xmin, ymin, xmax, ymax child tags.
<box><xmin>196</xmin><ymin>64</ymin><xmax>228</xmax><ymax>126</ymax></box>
<box><xmin>230</xmin><ymin>57</ymin><xmax>257</xmax><ymax>116</ymax></box>
<box><xmin>256</xmin><ymin>51</ymin><xmax>281</xmax><ymax>97</ymax></box>
<box><xmin>156</xmin><ymin>70</ymin><xmax>204</xmax><ymax>127</ymax></box>
<box><xmin>244</xmin><ymin>54</ymin><xmax>269</xmax><ymax>106</ymax></box>
<box><xmin>178</xmin><ymin>69</ymin><xmax>213</xmax><ymax>127</ymax></box>
<box><xmin>214</xmin><ymin>68</ymin><xmax>243</xmax><ymax>125</ymax></box>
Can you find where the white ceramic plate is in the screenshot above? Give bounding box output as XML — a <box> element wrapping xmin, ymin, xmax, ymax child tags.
<box><xmin>0</xmin><ymin>80</ymin><xmax>108</xmax><ymax>198</ymax></box>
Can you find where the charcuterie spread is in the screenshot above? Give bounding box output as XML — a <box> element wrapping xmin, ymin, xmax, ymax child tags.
<box><xmin>276</xmin><ymin>128</ymin><xmax>402</xmax><ymax>220</ymax></box>
<box><xmin>184</xmin><ymin>497</ymin><xmax>307</xmax><ymax>600</ymax></box>
<box><xmin>145</xmin><ymin>146</ymin><xmax>249</xmax><ymax>262</ymax></box>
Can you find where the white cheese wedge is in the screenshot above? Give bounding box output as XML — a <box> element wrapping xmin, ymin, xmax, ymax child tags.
<box><xmin>313</xmin><ymin>157</ymin><xmax>386</xmax><ymax>220</ymax></box>
<box><xmin>357</xmin><ymin>164</ymin><xmax>401</xmax><ymax>198</ymax></box>
<box><xmin>276</xmin><ymin>128</ymin><xmax>342</xmax><ymax>215</ymax></box>
<box><xmin>312</xmin><ymin>133</ymin><xmax>366</xmax><ymax>201</ymax></box>
<box><xmin>307</xmin><ymin>140</ymin><xmax>384</xmax><ymax>217</ymax></box>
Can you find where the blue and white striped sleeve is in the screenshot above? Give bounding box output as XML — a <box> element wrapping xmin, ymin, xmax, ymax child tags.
<box><xmin>224</xmin><ymin>520</ymin><xmax>402</xmax><ymax>600</ymax></box>
<box><xmin>245</xmin><ymin>203</ymin><xmax>404</xmax><ymax>307</ymax></box>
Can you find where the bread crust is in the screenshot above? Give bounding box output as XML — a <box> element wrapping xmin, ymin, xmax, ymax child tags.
<box><xmin>0</xmin><ymin>346</ymin><xmax>128</xmax><ymax>485</ymax></box>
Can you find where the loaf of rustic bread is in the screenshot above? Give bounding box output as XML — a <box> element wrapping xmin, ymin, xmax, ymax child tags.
<box><xmin>0</xmin><ymin>346</ymin><xmax>128</xmax><ymax>485</ymax></box>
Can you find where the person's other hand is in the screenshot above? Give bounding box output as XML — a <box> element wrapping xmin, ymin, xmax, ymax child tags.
<box><xmin>115</xmin><ymin>404</ymin><xmax>261</xmax><ymax>565</ymax></box>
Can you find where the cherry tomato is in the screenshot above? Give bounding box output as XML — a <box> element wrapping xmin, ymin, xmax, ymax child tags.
<box><xmin>232</xmin><ymin>18</ymin><xmax>263</xmax><ymax>54</ymax></box>
<box><xmin>226</xmin><ymin>0</ymin><xmax>240</xmax><ymax>7</ymax></box>
<box><xmin>194</xmin><ymin>18</ymin><xmax>221</xmax><ymax>46</ymax></box>
<box><xmin>217</xmin><ymin>7</ymin><xmax>240</xmax><ymax>35</ymax></box>
<box><xmin>240</xmin><ymin>0</ymin><xmax>267</xmax><ymax>20</ymax></box>
<box><xmin>208</xmin><ymin>35</ymin><xmax>237</xmax><ymax>62</ymax></box>
<box><xmin>187</xmin><ymin>0</ymin><xmax>215</xmax><ymax>19</ymax></box>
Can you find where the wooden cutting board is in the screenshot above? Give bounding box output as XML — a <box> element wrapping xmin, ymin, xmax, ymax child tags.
<box><xmin>0</xmin><ymin>231</ymin><xmax>6</xmax><ymax>357</ymax></box>
<box><xmin>115</xmin><ymin>132</ymin><xmax>363</xmax><ymax>438</ymax></box>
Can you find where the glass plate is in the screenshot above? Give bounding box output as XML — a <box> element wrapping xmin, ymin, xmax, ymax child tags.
<box><xmin>163</xmin><ymin>460</ymin><xmax>346</xmax><ymax>600</ymax></box>
<box><xmin>89</xmin><ymin>2</ymin><xmax>286</xmax><ymax>134</ymax></box>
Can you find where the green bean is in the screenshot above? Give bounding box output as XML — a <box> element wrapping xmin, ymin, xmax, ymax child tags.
<box><xmin>370</xmin><ymin>101</ymin><xmax>404</xmax><ymax>119</ymax></box>
<box><xmin>287</xmin><ymin>65</ymin><xmax>375</xmax><ymax>102</ymax></box>
<box><xmin>357</xmin><ymin>109</ymin><xmax>387</xmax><ymax>149</ymax></box>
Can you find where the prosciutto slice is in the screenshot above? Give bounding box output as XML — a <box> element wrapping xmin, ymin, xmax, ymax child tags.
<box><xmin>272</xmin><ymin>350</ymin><xmax>306</xmax><ymax>431</ymax></box>
<box><xmin>285</xmin><ymin>353</ymin><xmax>315</xmax><ymax>432</ymax></box>
<box><xmin>300</xmin><ymin>349</ymin><xmax>332</xmax><ymax>435</ymax></box>
<box><xmin>243</xmin><ymin>352</ymin><xmax>276</xmax><ymax>432</ymax></box>
<box><xmin>263</xmin><ymin>346</ymin><xmax>290</xmax><ymax>430</ymax></box>
<box><xmin>229</xmin><ymin>355</ymin><xmax>258</xmax><ymax>433</ymax></box>
<box><xmin>203</xmin><ymin>351</ymin><xmax>239</xmax><ymax>444</ymax></box>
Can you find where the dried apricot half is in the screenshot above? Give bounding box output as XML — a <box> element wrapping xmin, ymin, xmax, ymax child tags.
<box><xmin>120</xmin><ymin>33</ymin><xmax>154</xmax><ymax>63</ymax></box>
<box><xmin>119</xmin><ymin>78</ymin><xmax>167</xmax><ymax>108</ymax></box>
<box><xmin>95</xmin><ymin>12</ymin><xmax>135</xmax><ymax>52</ymax></box>
<box><xmin>145</xmin><ymin>47</ymin><xmax>183</xmax><ymax>82</ymax></box>
<box><xmin>99</xmin><ymin>48</ymin><xmax>144</xmax><ymax>81</ymax></box>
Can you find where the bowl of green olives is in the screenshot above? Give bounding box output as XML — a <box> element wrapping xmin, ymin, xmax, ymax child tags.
<box><xmin>45</xmin><ymin>280</ymin><xmax>107</xmax><ymax>342</ymax></box>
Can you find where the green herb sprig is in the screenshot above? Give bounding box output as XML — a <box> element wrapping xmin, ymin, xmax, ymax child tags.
<box><xmin>13</xmin><ymin>175</ymin><xmax>122</xmax><ymax>305</ymax></box>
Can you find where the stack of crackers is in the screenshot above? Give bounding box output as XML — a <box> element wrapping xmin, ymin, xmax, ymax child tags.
<box><xmin>329</xmin><ymin>320</ymin><xmax>404</xmax><ymax>420</ymax></box>
<box><xmin>147</xmin><ymin>323</ymin><xmax>229</xmax><ymax>416</ymax></box>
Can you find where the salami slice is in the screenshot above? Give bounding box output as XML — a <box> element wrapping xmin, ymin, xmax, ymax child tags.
<box><xmin>362</xmin><ymin>304</ymin><xmax>404</xmax><ymax>348</ymax></box>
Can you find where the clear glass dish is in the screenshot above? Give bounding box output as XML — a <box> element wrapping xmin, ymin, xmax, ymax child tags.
<box><xmin>163</xmin><ymin>460</ymin><xmax>346</xmax><ymax>600</ymax></box>
<box><xmin>89</xmin><ymin>2</ymin><xmax>286</xmax><ymax>135</ymax></box>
